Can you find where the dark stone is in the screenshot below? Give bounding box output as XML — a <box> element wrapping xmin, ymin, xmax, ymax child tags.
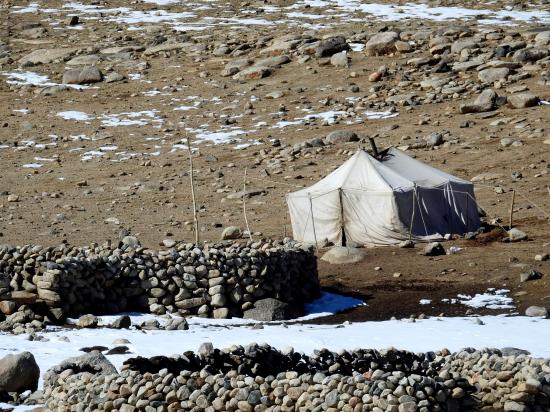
<box><xmin>243</xmin><ymin>298</ymin><xmax>301</xmax><ymax>321</ymax></box>
<box><xmin>315</xmin><ymin>36</ymin><xmax>350</xmax><ymax>58</ymax></box>
<box><xmin>111</xmin><ymin>315</ymin><xmax>131</xmax><ymax>329</ymax></box>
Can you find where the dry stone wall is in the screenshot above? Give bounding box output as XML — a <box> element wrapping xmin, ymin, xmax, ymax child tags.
<box><xmin>0</xmin><ymin>239</ymin><xmax>319</xmax><ymax>322</ymax></box>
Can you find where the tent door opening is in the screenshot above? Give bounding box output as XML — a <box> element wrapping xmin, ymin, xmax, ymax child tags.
<box><xmin>339</xmin><ymin>188</ymin><xmax>346</xmax><ymax>246</ymax></box>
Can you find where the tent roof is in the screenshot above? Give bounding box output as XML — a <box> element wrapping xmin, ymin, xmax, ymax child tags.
<box><xmin>289</xmin><ymin>148</ymin><xmax>471</xmax><ymax>198</ymax></box>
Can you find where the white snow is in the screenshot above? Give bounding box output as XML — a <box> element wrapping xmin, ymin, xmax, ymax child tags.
<box><xmin>456</xmin><ymin>289</ymin><xmax>515</xmax><ymax>310</ymax></box>
<box><xmin>192</xmin><ymin>128</ymin><xmax>247</xmax><ymax>144</ymax></box>
<box><xmin>0</xmin><ymin>315</ymin><xmax>548</xmax><ymax>391</ymax></box>
<box><xmin>100</xmin><ymin>111</ymin><xmax>162</xmax><ymax>127</ymax></box>
<box><xmin>2</xmin><ymin>71</ymin><xmax>87</xmax><ymax>89</ymax></box>
<box><xmin>22</xmin><ymin>163</ymin><xmax>43</xmax><ymax>169</ymax></box>
<box><xmin>419</xmin><ymin>299</ymin><xmax>432</xmax><ymax>305</ymax></box>
<box><xmin>365</xmin><ymin>111</ymin><xmax>399</xmax><ymax>120</ymax></box>
<box><xmin>57</xmin><ymin>111</ymin><xmax>92</xmax><ymax>121</ymax></box>
<box><xmin>290</xmin><ymin>1</ymin><xmax>550</xmax><ymax>25</ymax></box>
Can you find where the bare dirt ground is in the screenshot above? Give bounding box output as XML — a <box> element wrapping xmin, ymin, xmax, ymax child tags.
<box><xmin>0</xmin><ymin>0</ymin><xmax>548</xmax><ymax>321</ymax></box>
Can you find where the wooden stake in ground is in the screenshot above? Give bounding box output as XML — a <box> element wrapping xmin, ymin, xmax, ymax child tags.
<box><xmin>509</xmin><ymin>189</ymin><xmax>516</xmax><ymax>230</ymax></box>
<box><xmin>186</xmin><ymin>133</ymin><xmax>199</xmax><ymax>244</ymax></box>
<box><xmin>243</xmin><ymin>167</ymin><xmax>253</xmax><ymax>241</ymax></box>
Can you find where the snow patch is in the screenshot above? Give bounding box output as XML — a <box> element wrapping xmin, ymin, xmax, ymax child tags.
<box><xmin>57</xmin><ymin>111</ymin><xmax>92</xmax><ymax>121</ymax></box>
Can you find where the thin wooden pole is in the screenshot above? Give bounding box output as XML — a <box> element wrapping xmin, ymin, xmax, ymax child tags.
<box><xmin>243</xmin><ymin>167</ymin><xmax>253</xmax><ymax>242</ymax></box>
<box><xmin>409</xmin><ymin>185</ymin><xmax>416</xmax><ymax>242</ymax></box>
<box><xmin>308</xmin><ymin>193</ymin><xmax>319</xmax><ymax>253</ymax></box>
<box><xmin>186</xmin><ymin>133</ymin><xmax>199</xmax><ymax>244</ymax></box>
<box><xmin>509</xmin><ymin>189</ymin><xmax>516</xmax><ymax>230</ymax></box>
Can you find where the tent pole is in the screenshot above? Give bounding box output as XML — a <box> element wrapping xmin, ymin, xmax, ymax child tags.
<box><xmin>308</xmin><ymin>194</ymin><xmax>319</xmax><ymax>253</ymax></box>
<box><xmin>509</xmin><ymin>189</ymin><xmax>516</xmax><ymax>229</ymax></box>
<box><xmin>369</xmin><ymin>137</ymin><xmax>379</xmax><ymax>159</ymax></box>
<box><xmin>242</xmin><ymin>167</ymin><xmax>253</xmax><ymax>242</ymax></box>
<box><xmin>409</xmin><ymin>185</ymin><xmax>416</xmax><ymax>242</ymax></box>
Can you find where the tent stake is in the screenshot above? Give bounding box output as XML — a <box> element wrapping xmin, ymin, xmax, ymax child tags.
<box><xmin>509</xmin><ymin>189</ymin><xmax>516</xmax><ymax>229</ymax></box>
<box><xmin>186</xmin><ymin>133</ymin><xmax>199</xmax><ymax>245</ymax></box>
<box><xmin>243</xmin><ymin>167</ymin><xmax>253</xmax><ymax>242</ymax></box>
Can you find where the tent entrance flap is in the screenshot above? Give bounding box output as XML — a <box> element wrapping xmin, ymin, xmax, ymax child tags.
<box><xmin>339</xmin><ymin>189</ymin><xmax>346</xmax><ymax>246</ymax></box>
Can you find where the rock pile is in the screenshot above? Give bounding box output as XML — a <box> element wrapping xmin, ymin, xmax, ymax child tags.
<box><xmin>42</xmin><ymin>345</ymin><xmax>550</xmax><ymax>412</ymax></box>
<box><xmin>0</xmin><ymin>239</ymin><xmax>319</xmax><ymax>330</ymax></box>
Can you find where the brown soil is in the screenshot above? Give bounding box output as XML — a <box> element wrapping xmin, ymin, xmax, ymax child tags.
<box><xmin>0</xmin><ymin>0</ymin><xmax>549</xmax><ymax>321</ymax></box>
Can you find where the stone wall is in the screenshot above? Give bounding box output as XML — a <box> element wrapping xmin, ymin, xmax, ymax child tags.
<box><xmin>41</xmin><ymin>346</ymin><xmax>550</xmax><ymax>411</ymax></box>
<box><xmin>0</xmin><ymin>239</ymin><xmax>319</xmax><ymax>322</ymax></box>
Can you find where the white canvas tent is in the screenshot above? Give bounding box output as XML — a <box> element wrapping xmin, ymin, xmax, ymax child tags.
<box><xmin>286</xmin><ymin>148</ymin><xmax>480</xmax><ymax>247</ymax></box>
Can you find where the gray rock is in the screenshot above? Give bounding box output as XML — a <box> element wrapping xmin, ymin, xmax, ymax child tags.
<box><xmin>66</xmin><ymin>54</ymin><xmax>100</xmax><ymax>66</ymax></box>
<box><xmin>512</xmin><ymin>47</ymin><xmax>548</xmax><ymax>63</ymax></box>
<box><xmin>504</xmin><ymin>401</ymin><xmax>527</xmax><ymax>412</ymax></box>
<box><xmin>104</xmin><ymin>72</ymin><xmax>125</xmax><ymax>83</ymax></box>
<box><xmin>221</xmin><ymin>226</ymin><xmax>242</xmax><ymax>240</ymax></box>
<box><xmin>111</xmin><ymin>315</ymin><xmax>131</xmax><ymax>329</ymax></box>
<box><xmin>426</xmin><ymin>132</ymin><xmax>443</xmax><ymax>146</ymax></box>
<box><xmin>122</xmin><ymin>235</ymin><xmax>140</xmax><ymax>248</ymax></box>
<box><xmin>508</xmin><ymin>92</ymin><xmax>540</xmax><ymax>109</ymax></box>
<box><xmin>165</xmin><ymin>317</ymin><xmax>189</xmax><ymax>330</ymax></box>
<box><xmin>459</xmin><ymin>89</ymin><xmax>497</xmax><ymax>113</ymax></box>
<box><xmin>500</xmin><ymin>347</ymin><xmax>530</xmax><ymax>356</ymax></box>
<box><xmin>315</xmin><ymin>36</ymin><xmax>350</xmax><ymax>57</ymax></box>
<box><xmin>77</xmin><ymin>314</ymin><xmax>99</xmax><ymax>328</ymax></box>
<box><xmin>325</xmin><ymin>389</ymin><xmax>339</xmax><ymax>407</ymax></box>
<box><xmin>422</xmin><ymin>242</ymin><xmax>445</xmax><ymax>256</ymax></box>
<box><xmin>399</xmin><ymin>240</ymin><xmax>415</xmax><ymax>248</ymax></box>
<box><xmin>243</xmin><ymin>298</ymin><xmax>299</xmax><ymax>321</ymax></box>
<box><xmin>508</xmin><ymin>228</ymin><xmax>527</xmax><ymax>242</ymax></box>
<box><xmin>321</xmin><ymin>246</ymin><xmax>366</xmax><ymax>264</ymax></box>
<box><xmin>399</xmin><ymin>401</ymin><xmax>418</xmax><ymax>412</ymax></box>
<box><xmin>0</xmin><ymin>352</ymin><xmax>40</xmax><ymax>393</ymax></box>
<box><xmin>330</xmin><ymin>51</ymin><xmax>348</xmax><ymax>67</ymax></box>
<box><xmin>325</xmin><ymin>130</ymin><xmax>358</xmax><ymax>144</ymax></box>
<box><xmin>198</xmin><ymin>342</ymin><xmax>214</xmax><ymax>357</ymax></box>
<box><xmin>525</xmin><ymin>306</ymin><xmax>548</xmax><ymax>317</ymax></box>
<box><xmin>232</xmin><ymin>65</ymin><xmax>271</xmax><ymax>81</ymax></box>
<box><xmin>63</xmin><ymin>66</ymin><xmax>103</xmax><ymax>84</ymax></box>
<box><xmin>19</xmin><ymin>48</ymin><xmax>77</xmax><ymax>65</ymax></box>
<box><xmin>519</xmin><ymin>270</ymin><xmax>543</xmax><ymax>282</ymax></box>
<box><xmin>43</xmin><ymin>352</ymin><xmax>116</xmax><ymax>388</ymax></box>
<box><xmin>365</xmin><ymin>32</ymin><xmax>399</xmax><ymax>56</ymax></box>
<box><xmin>478</xmin><ymin>68</ymin><xmax>509</xmax><ymax>83</ymax></box>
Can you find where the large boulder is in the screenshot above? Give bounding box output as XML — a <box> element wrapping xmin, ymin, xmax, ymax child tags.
<box><xmin>62</xmin><ymin>66</ymin><xmax>103</xmax><ymax>84</ymax></box>
<box><xmin>365</xmin><ymin>32</ymin><xmax>399</xmax><ymax>56</ymax></box>
<box><xmin>508</xmin><ymin>92</ymin><xmax>540</xmax><ymax>109</ymax></box>
<box><xmin>321</xmin><ymin>247</ymin><xmax>366</xmax><ymax>264</ymax></box>
<box><xmin>478</xmin><ymin>67</ymin><xmax>509</xmax><ymax>83</ymax></box>
<box><xmin>325</xmin><ymin>130</ymin><xmax>358</xmax><ymax>144</ymax></box>
<box><xmin>525</xmin><ymin>306</ymin><xmax>548</xmax><ymax>318</ymax></box>
<box><xmin>459</xmin><ymin>89</ymin><xmax>498</xmax><ymax>114</ymax></box>
<box><xmin>315</xmin><ymin>36</ymin><xmax>350</xmax><ymax>58</ymax></box>
<box><xmin>243</xmin><ymin>298</ymin><xmax>300</xmax><ymax>321</ymax></box>
<box><xmin>43</xmin><ymin>352</ymin><xmax>117</xmax><ymax>388</ymax></box>
<box><xmin>0</xmin><ymin>352</ymin><xmax>40</xmax><ymax>394</ymax></box>
<box><xmin>19</xmin><ymin>47</ymin><xmax>77</xmax><ymax>65</ymax></box>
